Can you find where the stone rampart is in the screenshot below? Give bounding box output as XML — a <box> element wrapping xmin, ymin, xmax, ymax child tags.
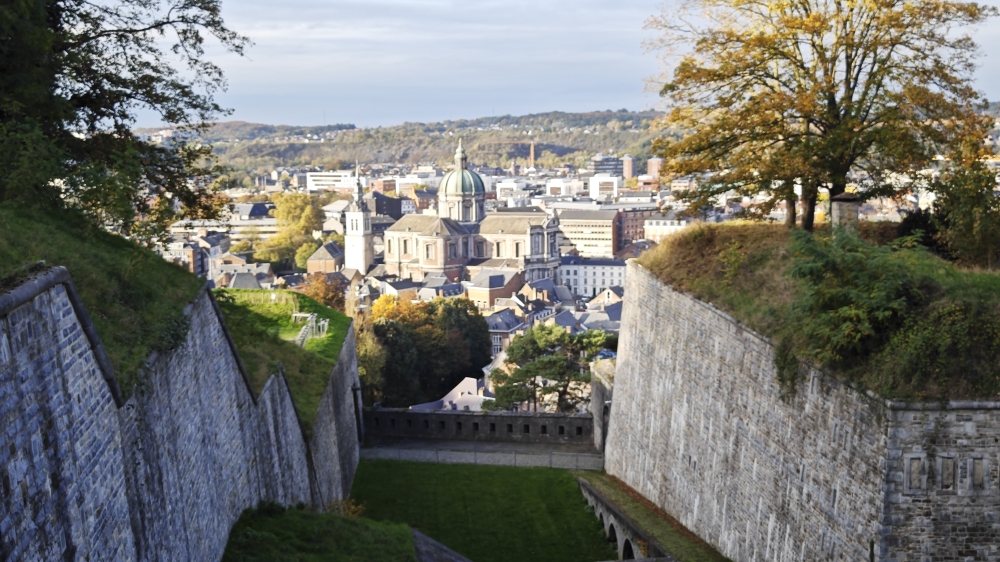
<box><xmin>364</xmin><ymin>409</ymin><xmax>593</xmax><ymax>444</ymax></box>
<box><xmin>607</xmin><ymin>260</ymin><xmax>1000</xmax><ymax>562</ymax></box>
<box><xmin>0</xmin><ymin>267</ymin><xmax>361</xmax><ymax>561</ymax></box>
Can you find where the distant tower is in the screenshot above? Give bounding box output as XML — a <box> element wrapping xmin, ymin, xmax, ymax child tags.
<box><xmin>647</xmin><ymin>157</ymin><xmax>663</xmax><ymax>178</ymax></box>
<box><xmin>621</xmin><ymin>154</ymin><xmax>635</xmax><ymax>179</ymax></box>
<box><xmin>344</xmin><ymin>164</ymin><xmax>374</xmax><ymax>273</ymax></box>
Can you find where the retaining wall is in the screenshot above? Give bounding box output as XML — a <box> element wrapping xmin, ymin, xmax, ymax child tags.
<box><xmin>364</xmin><ymin>409</ymin><xmax>593</xmax><ymax>444</ymax></box>
<box><xmin>0</xmin><ymin>268</ymin><xmax>361</xmax><ymax>561</ymax></box>
<box><xmin>606</xmin><ymin>260</ymin><xmax>1000</xmax><ymax>562</ymax></box>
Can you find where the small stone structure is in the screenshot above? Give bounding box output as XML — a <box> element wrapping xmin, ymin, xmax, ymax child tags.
<box><xmin>0</xmin><ymin>267</ymin><xmax>362</xmax><ymax>561</ymax></box>
<box><xmin>578</xmin><ymin>478</ymin><xmax>674</xmax><ymax>561</ymax></box>
<box><xmin>830</xmin><ymin>191</ymin><xmax>861</xmax><ymax>231</ymax></box>
<box><xmin>606</xmin><ymin>260</ymin><xmax>1000</xmax><ymax>561</ymax></box>
<box><xmin>364</xmin><ymin>408</ymin><xmax>593</xmax><ymax>444</ymax></box>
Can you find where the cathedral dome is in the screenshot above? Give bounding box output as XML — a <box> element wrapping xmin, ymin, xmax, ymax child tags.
<box><xmin>440</xmin><ymin>169</ymin><xmax>485</xmax><ymax>196</ymax></box>
<box><xmin>440</xmin><ymin>140</ymin><xmax>485</xmax><ymax>196</ymax></box>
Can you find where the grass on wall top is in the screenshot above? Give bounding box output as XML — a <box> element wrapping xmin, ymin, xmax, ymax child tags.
<box><xmin>0</xmin><ymin>204</ymin><xmax>203</xmax><ymax>397</ymax></box>
<box><xmin>635</xmin><ymin>221</ymin><xmax>1000</xmax><ymax>400</ymax></box>
<box><xmin>214</xmin><ymin>289</ymin><xmax>351</xmax><ymax>433</ymax></box>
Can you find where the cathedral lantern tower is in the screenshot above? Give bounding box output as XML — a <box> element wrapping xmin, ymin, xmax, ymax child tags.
<box><xmin>344</xmin><ymin>164</ymin><xmax>374</xmax><ymax>273</ymax></box>
<box><xmin>438</xmin><ymin>140</ymin><xmax>486</xmax><ymax>223</ymax></box>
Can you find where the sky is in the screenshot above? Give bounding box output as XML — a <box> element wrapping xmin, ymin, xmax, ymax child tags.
<box><xmin>139</xmin><ymin>0</ymin><xmax>1000</xmax><ymax>129</ymax></box>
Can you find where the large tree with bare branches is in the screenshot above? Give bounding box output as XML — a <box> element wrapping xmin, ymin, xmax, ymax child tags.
<box><xmin>649</xmin><ymin>0</ymin><xmax>996</xmax><ymax>230</ymax></box>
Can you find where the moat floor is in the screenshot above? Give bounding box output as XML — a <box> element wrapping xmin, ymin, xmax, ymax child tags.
<box><xmin>351</xmin><ymin>459</ymin><xmax>617</xmax><ymax>562</ymax></box>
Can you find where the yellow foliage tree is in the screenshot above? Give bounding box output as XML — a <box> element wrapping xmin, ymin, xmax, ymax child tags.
<box><xmin>648</xmin><ymin>0</ymin><xmax>996</xmax><ymax>230</ymax></box>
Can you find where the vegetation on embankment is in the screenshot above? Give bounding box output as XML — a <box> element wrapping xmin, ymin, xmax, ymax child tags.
<box><xmin>222</xmin><ymin>501</ymin><xmax>416</xmax><ymax>562</ymax></box>
<box><xmin>637</xmin><ymin>222</ymin><xmax>1000</xmax><ymax>401</ymax></box>
<box><xmin>575</xmin><ymin>472</ymin><xmax>732</xmax><ymax>562</ymax></box>
<box><xmin>214</xmin><ymin>289</ymin><xmax>351</xmax><ymax>432</ymax></box>
<box><xmin>0</xmin><ymin>204</ymin><xmax>202</xmax><ymax>397</ymax></box>
<box><xmin>350</xmin><ymin>459</ymin><xmax>617</xmax><ymax>562</ymax></box>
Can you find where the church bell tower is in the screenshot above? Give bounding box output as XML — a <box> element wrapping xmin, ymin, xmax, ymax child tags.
<box><xmin>344</xmin><ymin>164</ymin><xmax>374</xmax><ymax>273</ymax></box>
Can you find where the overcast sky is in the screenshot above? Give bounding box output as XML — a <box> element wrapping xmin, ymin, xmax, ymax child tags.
<box><xmin>139</xmin><ymin>0</ymin><xmax>1000</xmax><ymax>128</ymax></box>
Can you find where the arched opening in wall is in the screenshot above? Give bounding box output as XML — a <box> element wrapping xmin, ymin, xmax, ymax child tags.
<box><xmin>622</xmin><ymin>539</ymin><xmax>635</xmax><ymax>559</ymax></box>
<box><xmin>599</xmin><ymin>513</ymin><xmax>604</xmax><ymax>529</ymax></box>
<box><xmin>607</xmin><ymin>524</ymin><xmax>617</xmax><ymax>545</ymax></box>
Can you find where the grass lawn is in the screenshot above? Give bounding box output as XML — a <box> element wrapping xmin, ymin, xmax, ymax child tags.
<box><xmin>575</xmin><ymin>472</ymin><xmax>731</xmax><ymax>562</ymax></box>
<box><xmin>0</xmin><ymin>204</ymin><xmax>203</xmax><ymax>396</ymax></box>
<box><xmin>222</xmin><ymin>502</ymin><xmax>416</xmax><ymax>562</ymax></box>
<box><xmin>214</xmin><ymin>289</ymin><xmax>351</xmax><ymax>433</ymax></box>
<box><xmin>350</xmin><ymin>459</ymin><xmax>617</xmax><ymax>562</ymax></box>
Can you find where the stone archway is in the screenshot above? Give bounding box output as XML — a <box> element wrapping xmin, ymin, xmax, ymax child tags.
<box><xmin>622</xmin><ymin>538</ymin><xmax>635</xmax><ymax>559</ymax></box>
<box><xmin>607</xmin><ymin>523</ymin><xmax>618</xmax><ymax>546</ymax></box>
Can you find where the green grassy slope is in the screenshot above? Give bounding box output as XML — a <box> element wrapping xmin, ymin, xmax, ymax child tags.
<box><xmin>350</xmin><ymin>459</ymin><xmax>617</xmax><ymax>562</ymax></box>
<box><xmin>214</xmin><ymin>289</ymin><xmax>351</xmax><ymax>432</ymax></box>
<box><xmin>0</xmin><ymin>205</ymin><xmax>202</xmax><ymax>396</ymax></box>
<box><xmin>636</xmin><ymin>222</ymin><xmax>1000</xmax><ymax>400</ymax></box>
<box><xmin>222</xmin><ymin>503</ymin><xmax>416</xmax><ymax>562</ymax></box>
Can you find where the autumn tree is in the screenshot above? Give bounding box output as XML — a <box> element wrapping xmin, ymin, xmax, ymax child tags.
<box><xmin>648</xmin><ymin>0</ymin><xmax>996</xmax><ymax>230</ymax></box>
<box><xmin>254</xmin><ymin>193</ymin><xmax>324</xmax><ymax>264</ymax></box>
<box><xmin>303</xmin><ymin>273</ymin><xmax>345</xmax><ymax>312</ymax></box>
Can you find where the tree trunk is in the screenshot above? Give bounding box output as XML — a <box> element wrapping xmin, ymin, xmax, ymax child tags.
<box><xmin>784</xmin><ymin>195</ymin><xmax>797</xmax><ymax>227</ymax></box>
<box><xmin>801</xmin><ymin>183</ymin><xmax>818</xmax><ymax>232</ymax></box>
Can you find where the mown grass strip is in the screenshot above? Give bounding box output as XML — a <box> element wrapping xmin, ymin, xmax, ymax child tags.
<box><xmin>350</xmin><ymin>459</ymin><xmax>617</xmax><ymax>562</ymax></box>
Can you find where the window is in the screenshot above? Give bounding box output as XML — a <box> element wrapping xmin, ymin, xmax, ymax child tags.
<box><xmin>476</xmin><ymin>241</ymin><xmax>484</xmax><ymax>257</ymax></box>
<box><xmin>523</xmin><ymin>424</ymin><xmax>530</xmax><ymax>434</ymax></box>
<box><xmin>507</xmin><ymin>424</ymin><xmax>513</xmax><ymax>433</ymax></box>
<box><xmin>496</xmin><ymin>242</ymin><xmax>504</xmax><ymax>258</ymax></box>
<box><xmin>576</xmin><ymin>426</ymin><xmax>583</xmax><ymax>436</ymax></box>
<box><xmin>390</xmin><ymin>419</ymin><xmax>396</xmax><ymax>428</ymax></box>
<box><xmin>490</xmin><ymin>423</ymin><xmax>496</xmax><ymax>433</ymax></box>
<box><xmin>449</xmin><ymin>244</ymin><xmax>457</xmax><ymax>259</ymax></box>
<box><xmin>403</xmin><ymin>239</ymin><xmax>409</xmax><ymax>255</ymax></box>
<box><xmin>493</xmin><ymin>345</ymin><xmax>502</xmax><ymax>355</ymax></box>
<box><xmin>558</xmin><ymin>426</ymin><xmax>565</xmax><ymax>435</ymax></box>
<box><xmin>541</xmin><ymin>425</ymin><xmax>548</xmax><ymax>434</ymax></box>
<box><xmin>473</xmin><ymin>422</ymin><xmax>480</xmax><ymax>432</ymax></box>
<box><xmin>456</xmin><ymin>422</ymin><xmax>462</xmax><ymax>433</ymax></box>
<box><xmin>423</xmin><ymin>420</ymin><xmax>429</xmax><ymax>429</ymax></box>
<box><xmin>515</xmin><ymin>242</ymin><xmax>522</xmax><ymax>258</ymax></box>
<box><xmin>439</xmin><ymin>420</ymin><xmax>446</xmax><ymax>430</ymax></box>
<box><xmin>387</xmin><ymin>239</ymin><xmax>393</xmax><ymax>254</ymax></box>
<box><xmin>406</xmin><ymin>419</ymin><xmax>412</xmax><ymax>428</ymax></box>
<box><xmin>492</xmin><ymin>335</ymin><xmax>502</xmax><ymax>344</ymax></box>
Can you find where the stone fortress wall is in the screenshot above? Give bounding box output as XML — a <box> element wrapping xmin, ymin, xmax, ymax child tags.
<box><xmin>364</xmin><ymin>408</ymin><xmax>593</xmax><ymax>444</ymax></box>
<box><xmin>0</xmin><ymin>267</ymin><xmax>362</xmax><ymax>561</ymax></box>
<box><xmin>606</xmin><ymin>260</ymin><xmax>1000</xmax><ymax>562</ymax></box>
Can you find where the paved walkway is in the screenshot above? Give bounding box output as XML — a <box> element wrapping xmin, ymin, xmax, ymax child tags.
<box><xmin>412</xmin><ymin>530</ymin><xmax>473</xmax><ymax>562</ymax></box>
<box><xmin>362</xmin><ymin>437</ymin><xmax>604</xmax><ymax>471</ymax></box>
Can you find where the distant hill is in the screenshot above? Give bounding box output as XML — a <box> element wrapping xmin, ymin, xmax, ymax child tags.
<box><xmin>148</xmin><ymin>110</ymin><xmax>669</xmax><ymax>175</ymax></box>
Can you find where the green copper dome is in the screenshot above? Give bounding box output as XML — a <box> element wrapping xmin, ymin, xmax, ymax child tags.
<box><xmin>440</xmin><ymin>169</ymin><xmax>485</xmax><ymax>195</ymax></box>
<box><xmin>440</xmin><ymin>140</ymin><xmax>485</xmax><ymax>196</ymax></box>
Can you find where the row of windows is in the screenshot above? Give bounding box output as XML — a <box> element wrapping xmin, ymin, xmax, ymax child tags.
<box><xmin>372</xmin><ymin>417</ymin><xmax>586</xmax><ymax>436</ymax></box>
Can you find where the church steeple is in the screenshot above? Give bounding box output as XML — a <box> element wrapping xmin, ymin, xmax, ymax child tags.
<box><xmin>349</xmin><ymin>161</ymin><xmax>367</xmax><ymax>212</ymax></box>
<box><xmin>454</xmin><ymin>139</ymin><xmax>467</xmax><ymax>171</ymax></box>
